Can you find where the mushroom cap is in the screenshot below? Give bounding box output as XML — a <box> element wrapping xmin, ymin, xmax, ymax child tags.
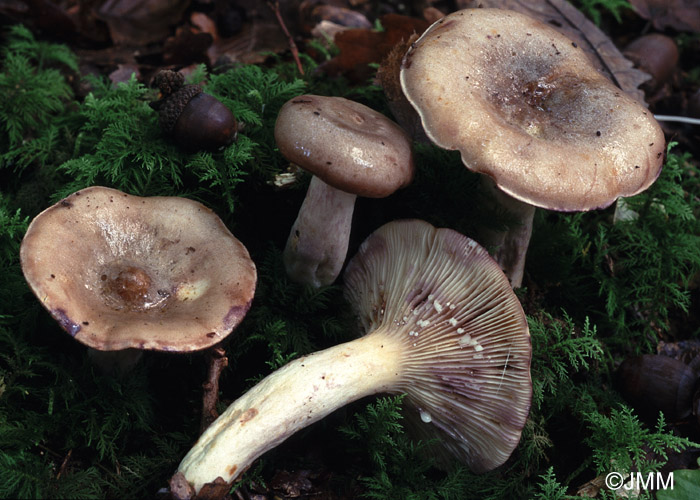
<box><xmin>400</xmin><ymin>8</ymin><xmax>665</xmax><ymax>211</ymax></box>
<box><xmin>344</xmin><ymin>219</ymin><xmax>532</xmax><ymax>473</ymax></box>
<box><xmin>20</xmin><ymin>186</ymin><xmax>257</xmax><ymax>352</ymax></box>
<box><xmin>274</xmin><ymin>94</ymin><xmax>415</xmax><ymax>198</ymax></box>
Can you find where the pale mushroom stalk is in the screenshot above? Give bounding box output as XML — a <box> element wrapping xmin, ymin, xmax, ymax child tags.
<box><xmin>171</xmin><ymin>219</ymin><xmax>532</xmax><ymax>498</ymax></box>
<box><xmin>177</xmin><ymin>330</ymin><xmax>402</xmax><ymax>492</ymax></box>
<box><xmin>284</xmin><ymin>176</ymin><xmax>357</xmax><ymax>288</ymax></box>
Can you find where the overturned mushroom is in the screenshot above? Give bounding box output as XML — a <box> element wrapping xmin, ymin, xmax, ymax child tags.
<box><xmin>171</xmin><ymin>219</ymin><xmax>531</xmax><ymax>497</ymax></box>
<box><xmin>275</xmin><ymin>94</ymin><xmax>414</xmax><ymax>288</ymax></box>
<box><xmin>400</xmin><ymin>8</ymin><xmax>665</xmax><ymax>287</ymax></box>
<box><xmin>20</xmin><ymin>186</ymin><xmax>257</xmax><ymax>371</ymax></box>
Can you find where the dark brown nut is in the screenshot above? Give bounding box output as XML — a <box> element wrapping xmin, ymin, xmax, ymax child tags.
<box><xmin>616</xmin><ymin>354</ymin><xmax>699</xmax><ymax>421</ymax></box>
<box><xmin>154</xmin><ymin>70</ymin><xmax>237</xmax><ymax>151</ymax></box>
<box><xmin>623</xmin><ymin>34</ymin><xmax>679</xmax><ymax>93</ymax></box>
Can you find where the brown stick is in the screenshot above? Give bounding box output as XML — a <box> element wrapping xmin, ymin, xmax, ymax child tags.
<box><xmin>56</xmin><ymin>448</ymin><xmax>73</xmax><ymax>480</ymax></box>
<box><xmin>200</xmin><ymin>346</ymin><xmax>229</xmax><ymax>434</ymax></box>
<box><xmin>267</xmin><ymin>1</ymin><xmax>305</xmax><ymax>75</ymax></box>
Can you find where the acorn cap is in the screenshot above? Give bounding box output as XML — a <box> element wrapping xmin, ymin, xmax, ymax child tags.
<box><xmin>400</xmin><ymin>8</ymin><xmax>665</xmax><ymax>211</ymax></box>
<box><xmin>274</xmin><ymin>95</ymin><xmax>414</xmax><ymax>198</ymax></box>
<box><xmin>158</xmin><ymin>84</ymin><xmax>203</xmax><ymax>134</ymax></box>
<box><xmin>154</xmin><ymin>70</ymin><xmax>185</xmax><ymax>97</ymax></box>
<box><xmin>20</xmin><ymin>186</ymin><xmax>257</xmax><ymax>352</ymax></box>
<box><xmin>344</xmin><ymin>219</ymin><xmax>532</xmax><ymax>472</ymax></box>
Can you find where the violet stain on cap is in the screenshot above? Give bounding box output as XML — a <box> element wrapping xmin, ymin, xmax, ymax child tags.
<box><xmin>222</xmin><ymin>302</ymin><xmax>254</xmax><ymax>331</ymax></box>
<box><xmin>51</xmin><ymin>308</ymin><xmax>81</xmax><ymax>337</ymax></box>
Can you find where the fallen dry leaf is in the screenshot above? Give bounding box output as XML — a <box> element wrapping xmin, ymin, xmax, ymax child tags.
<box><xmin>108</xmin><ymin>63</ymin><xmax>140</xmax><ymax>85</ymax></box>
<box><xmin>457</xmin><ymin>0</ymin><xmax>651</xmax><ymax>103</ymax></box>
<box><xmin>190</xmin><ymin>11</ymin><xmax>219</xmax><ymax>39</ymax></box>
<box><xmin>320</xmin><ymin>13</ymin><xmax>430</xmax><ymax>83</ymax></box>
<box><xmin>298</xmin><ymin>1</ymin><xmax>372</xmax><ymax>34</ymax></box>
<box><xmin>205</xmin><ymin>20</ymin><xmax>290</xmax><ymax>66</ymax></box>
<box><xmin>190</xmin><ymin>1</ymin><xmax>292</xmax><ymax>67</ymax></box>
<box><xmin>0</xmin><ymin>0</ymin><xmax>107</xmax><ymax>44</ymax></box>
<box><xmin>95</xmin><ymin>0</ymin><xmax>191</xmax><ymax>46</ymax></box>
<box><xmin>623</xmin><ymin>34</ymin><xmax>679</xmax><ymax>94</ymax></box>
<box><xmin>162</xmin><ymin>26</ymin><xmax>213</xmax><ymax>66</ymax></box>
<box><xmin>630</xmin><ymin>0</ymin><xmax>700</xmax><ymax>32</ymax></box>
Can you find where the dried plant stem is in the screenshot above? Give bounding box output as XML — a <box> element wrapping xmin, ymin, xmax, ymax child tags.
<box><xmin>200</xmin><ymin>346</ymin><xmax>229</xmax><ymax>434</ymax></box>
<box><xmin>56</xmin><ymin>448</ymin><xmax>73</xmax><ymax>480</ymax></box>
<box><xmin>654</xmin><ymin>114</ymin><xmax>700</xmax><ymax>126</ymax></box>
<box><xmin>267</xmin><ymin>1</ymin><xmax>304</xmax><ymax>75</ymax></box>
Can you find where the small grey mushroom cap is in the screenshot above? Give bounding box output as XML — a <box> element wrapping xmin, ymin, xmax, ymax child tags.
<box><xmin>274</xmin><ymin>94</ymin><xmax>415</xmax><ymax>198</ymax></box>
<box><xmin>400</xmin><ymin>8</ymin><xmax>665</xmax><ymax>212</ymax></box>
<box><xmin>20</xmin><ymin>186</ymin><xmax>257</xmax><ymax>352</ymax></box>
<box><xmin>343</xmin><ymin>219</ymin><xmax>532</xmax><ymax>473</ymax></box>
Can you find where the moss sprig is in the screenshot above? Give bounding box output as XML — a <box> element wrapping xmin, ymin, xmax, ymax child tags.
<box><xmin>585</xmin><ymin>409</ymin><xmax>699</xmax><ymax>477</ymax></box>
<box><xmin>0</xmin><ymin>25</ymin><xmax>78</xmax><ymax>173</ymax></box>
<box><xmin>339</xmin><ymin>395</ymin><xmax>471</xmax><ymax>500</ymax></box>
<box><xmin>530</xmin><ymin>143</ymin><xmax>700</xmax><ymax>351</ymax></box>
<box><xmin>529</xmin><ymin>310</ymin><xmax>604</xmax><ymax>411</ymax></box>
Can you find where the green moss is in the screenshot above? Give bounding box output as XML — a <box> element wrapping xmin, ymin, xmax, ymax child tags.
<box><xmin>572</xmin><ymin>0</ymin><xmax>633</xmax><ymax>25</ymax></box>
<box><xmin>2</xmin><ymin>23</ymin><xmax>699</xmax><ymax>499</ymax></box>
<box><xmin>530</xmin><ymin>143</ymin><xmax>700</xmax><ymax>352</ymax></box>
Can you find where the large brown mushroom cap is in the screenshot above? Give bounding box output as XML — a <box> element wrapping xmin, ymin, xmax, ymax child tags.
<box><xmin>20</xmin><ymin>186</ymin><xmax>256</xmax><ymax>352</ymax></box>
<box><xmin>400</xmin><ymin>8</ymin><xmax>665</xmax><ymax>211</ymax></box>
<box><xmin>274</xmin><ymin>94</ymin><xmax>414</xmax><ymax>198</ymax></box>
<box><xmin>344</xmin><ymin>219</ymin><xmax>532</xmax><ymax>473</ymax></box>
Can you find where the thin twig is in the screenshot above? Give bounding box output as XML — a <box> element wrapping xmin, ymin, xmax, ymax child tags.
<box><xmin>200</xmin><ymin>346</ymin><xmax>229</xmax><ymax>434</ymax></box>
<box><xmin>56</xmin><ymin>448</ymin><xmax>73</xmax><ymax>480</ymax></box>
<box><xmin>267</xmin><ymin>1</ymin><xmax>305</xmax><ymax>75</ymax></box>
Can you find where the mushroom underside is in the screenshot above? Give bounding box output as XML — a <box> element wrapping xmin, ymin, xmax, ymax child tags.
<box><xmin>20</xmin><ymin>186</ymin><xmax>256</xmax><ymax>352</ymax></box>
<box><xmin>173</xmin><ymin>219</ymin><xmax>531</xmax><ymax>497</ymax></box>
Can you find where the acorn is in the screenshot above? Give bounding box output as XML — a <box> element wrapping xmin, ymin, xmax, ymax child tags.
<box><xmin>616</xmin><ymin>354</ymin><xmax>700</xmax><ymax>422</ymax></box>
<box><xmin>153</xmin><ymin>70</ymin><xmax>237</xmax><ymax>151</ymax></box>
<box><xmin>623</xmin><ymin>34</ymin><xmax>679</xmax><ymax>94</ymax></box>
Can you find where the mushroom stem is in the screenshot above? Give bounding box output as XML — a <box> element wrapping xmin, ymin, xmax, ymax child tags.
<box><xmin>477</xmin><ymin>177</ymin><xmax>535</xmax><ymax>289</ymax></box>
<box><xmin>175</xmin><ymin>329</ymin><xmax>403</xmax><ymax>495</ymax></box>
<box><xmin>283</xmin><ymin>175</ymin><xmax>357</xmax><ymax>287</ymax></box>
<box><xmin>172</xmin><ymin>220</ymin><xmax>532</xmax><ymax>498</ymax></box>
